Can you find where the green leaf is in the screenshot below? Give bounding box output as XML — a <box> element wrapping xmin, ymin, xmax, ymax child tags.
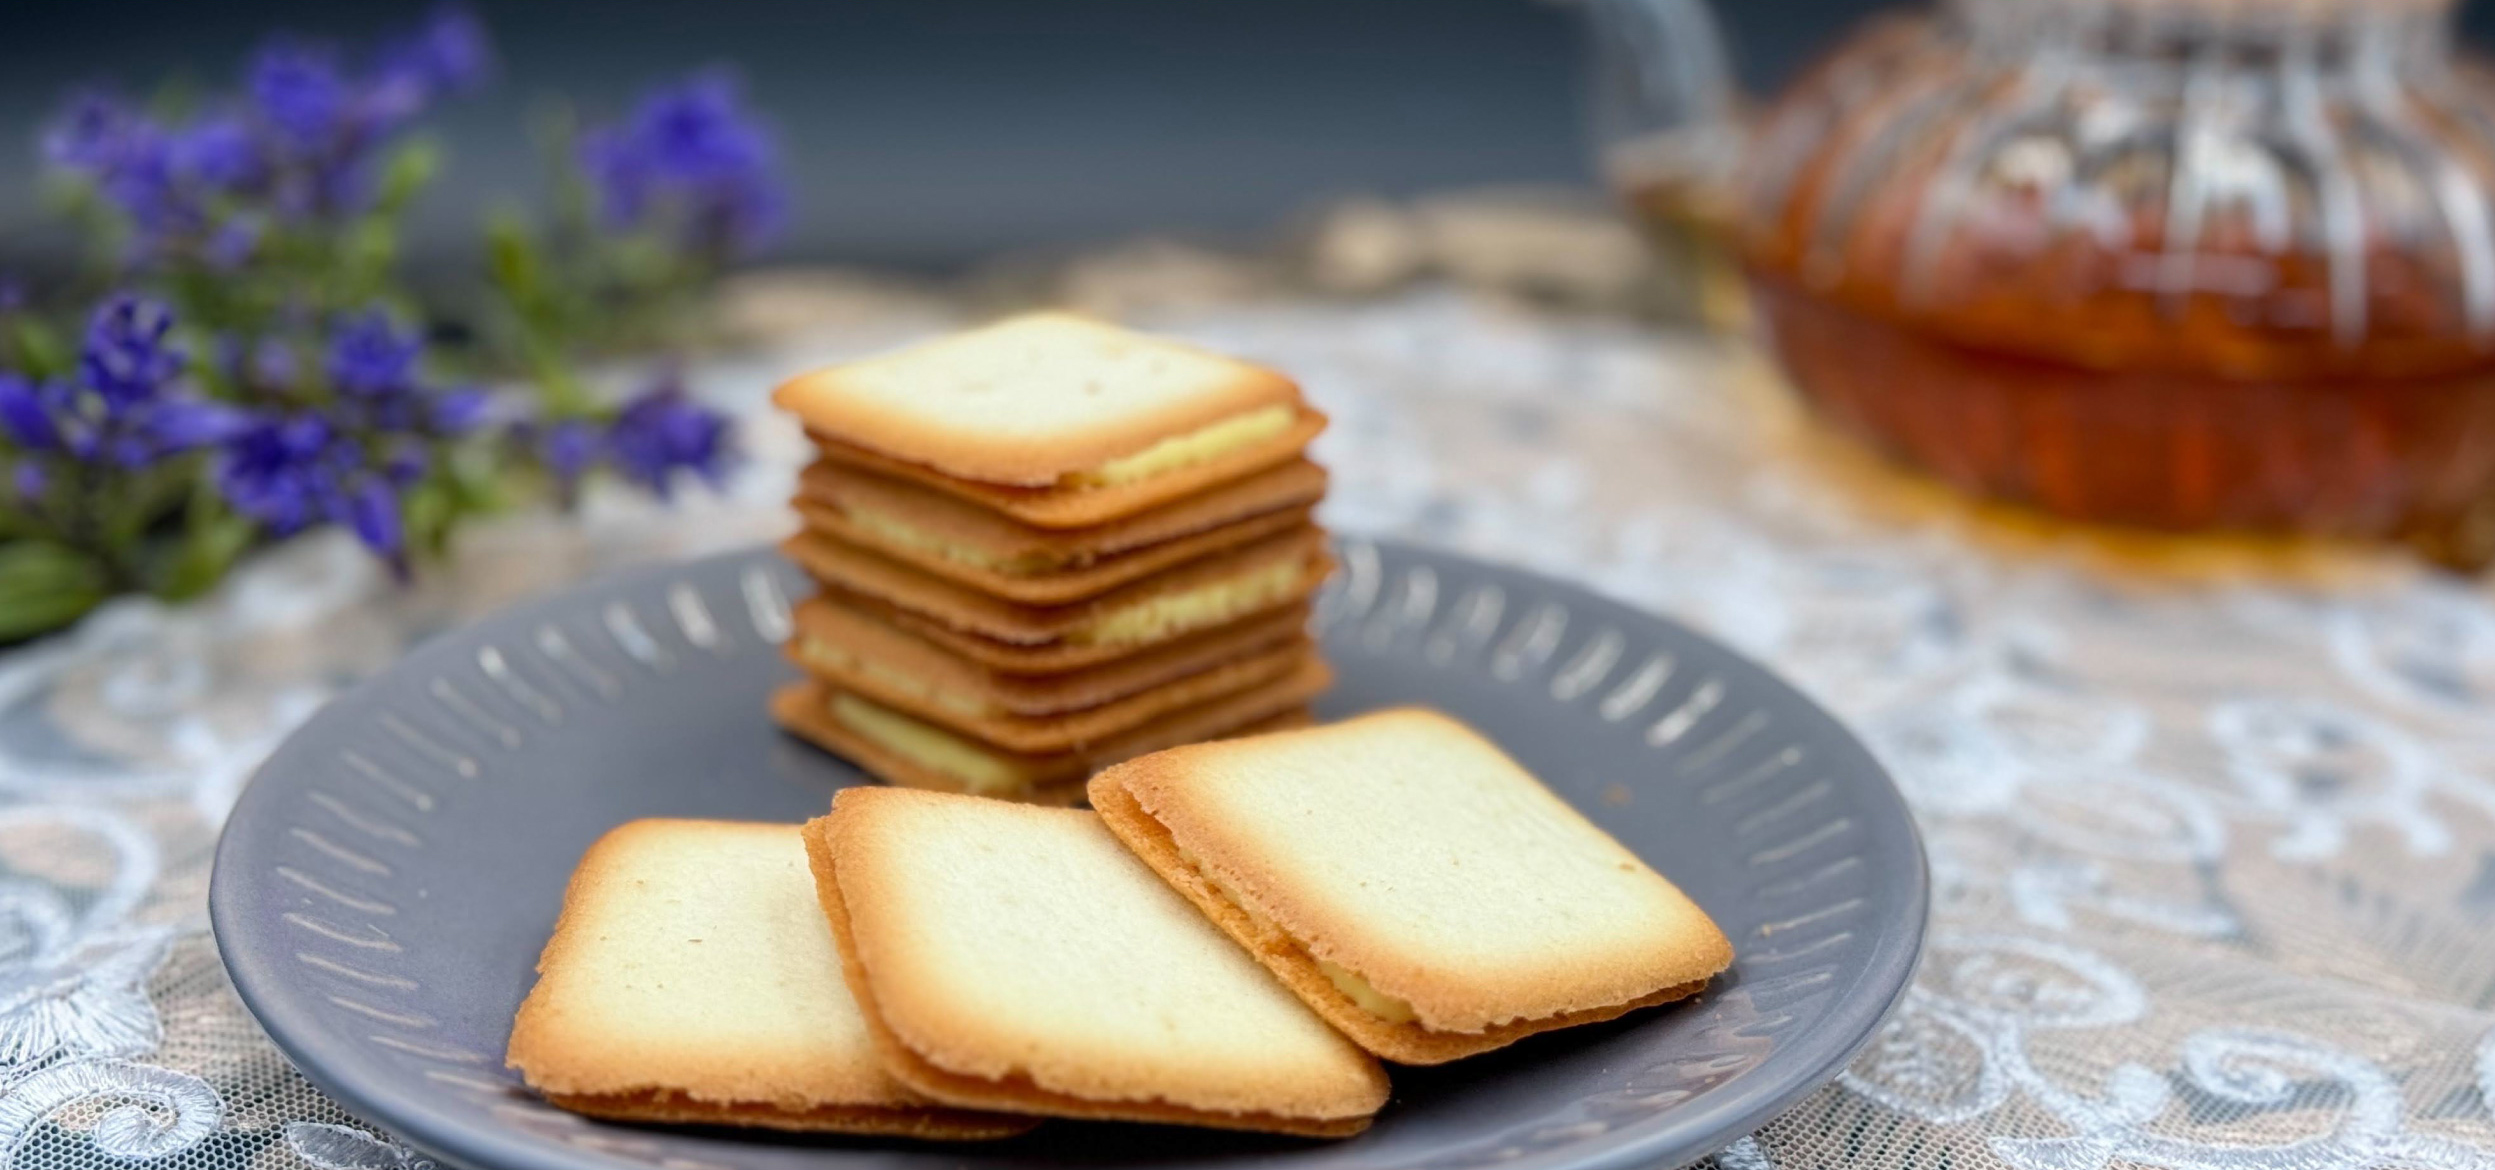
<box><xmin>98</xmin><ymin>462</ymin><xmax>196</xmax><ymax>554</ymax></box>
<box><xmin>341</xmin><ymin>218</ymin><xmax>401</xmax><ymax>300</ymax></box>
<box><xmin>151</xmin><ymin>511</ymin><xmax>256</xmax><ymax>602</ymax></box>
<box><xmin>523</xmin><ymin>335</ymin><xmax>592</xmax><ymax>414</ymax></box>
<box><xmin>0</xmin><ymin>540</ymin><xmax>110</xmax><ymax>641</ymax></box>
<box><xmin>447</xmin><ymin>444</ymin><xmax>513</xmax><ymax>514</ymax></box>
<box><xmin>487</xmin><ymin>211</ymin><xmax>544</xmax><ymax>304</ymax></box>
<box><xmin>402</xmin><ymin>479</ymin><xmax>455</xmax><ymax>559</ymax></box>
<box><xmin>376</xmin><ymin>138</ymin><xmax>443</xmax><ymax>215</ymax></box>
<box><xmin>12</xmin><ymin>319</ymin><xmax>72</xmax><ymax>381</ymax></box>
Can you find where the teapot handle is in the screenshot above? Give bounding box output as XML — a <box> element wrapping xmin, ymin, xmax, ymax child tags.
<box><xmin>1576</xmin><ymin>0</ymin><xmax>1741</xmax><ymax>185</ymax></box>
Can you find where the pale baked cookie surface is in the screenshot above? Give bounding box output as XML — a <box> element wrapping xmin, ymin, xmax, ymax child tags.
<box><xmin>1092</xmin><ymin>708</ymin><xmax>1734</xmax><ymax>1064</ymax></box>
<box><xmin>503</xmin><ymin>819</ymin><xmax>1034</xmax><ymax>1137</ymax></box>
<box><xmin>805</xmin><ymin>790</ymin><xmax>1388</xmax><ymax>1135</ymax></box>
<box><xmin>773</xmin><ymin>313</ymin><xmax>1304</xmax><ymax>487</ymax></box>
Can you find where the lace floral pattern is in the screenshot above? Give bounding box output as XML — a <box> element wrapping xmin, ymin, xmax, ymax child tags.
<box><xmin>1</xmin><ymin>277</ymin><xmax>2492</xmax><ymax>1170</ymax></box>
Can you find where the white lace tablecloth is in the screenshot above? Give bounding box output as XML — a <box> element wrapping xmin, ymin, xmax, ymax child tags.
<box><xmin>6</xmin><ymin>279</ymin><xmax>2495</xmax><ymax>1170</ymax></box>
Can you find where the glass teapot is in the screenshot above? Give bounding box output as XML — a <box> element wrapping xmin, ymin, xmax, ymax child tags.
<box><xmin>1575</xmin><ymin>0</ymin><xmax>1750</xmax><ymax>325</ymax></box>
<box><xmin>1733</xmin><ymin>0</ymin><xmax>2495</xmax><ymax>562</ymax></box>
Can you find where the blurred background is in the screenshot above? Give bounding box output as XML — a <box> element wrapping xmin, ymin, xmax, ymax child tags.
<box><xmin>17</xmin><ymin>0</ymin><xmax>2495</xmax><ymax>638</ymax></box>
<box><xmin>2</xmin><ymin>0</ymin><xmax>1818</xmax><ymax>272</ymax></box>
<box><xmin>32</xmin><ymin>0</ymin><xmax>2494</xmax><ymax>273</ymax></box>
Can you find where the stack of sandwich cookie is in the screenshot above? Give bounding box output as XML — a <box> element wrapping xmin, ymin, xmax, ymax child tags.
<box><xmin>770</xmin><ymin>313</ymin><xmax>1336</xmax><ymax>803</ymax></box>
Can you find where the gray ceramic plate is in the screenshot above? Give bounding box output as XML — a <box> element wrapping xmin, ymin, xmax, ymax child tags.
<box><xmin>211</xmin><ymin>538</ymin><xmax>1925</xmax><ymax>1170</ymax></box>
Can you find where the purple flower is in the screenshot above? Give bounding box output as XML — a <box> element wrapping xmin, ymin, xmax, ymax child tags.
<box><xmin>218</xmin><ymin>333</ymin><xmax>299</xmax><ymax>396</ymax></box>
<box><xmin>241</xmin><ymin>43</ymin><xmax>385</xmax><ymax>218</ymax></box>
<box><xmin>205</xmin><ymin>216</ymin><xmax>264</xmax><ymax>270</ymax></box>
<box><xmin>372</xmin><ymin>6</ymin><xmax>493</xmax><ymax>116</ymax></box>
<box><xmin>81</xmin><ymin>295</ymin><xmax>185</xmax><ymax>407</ymax></box>
<box><xmin>626</xmin><ymin>75</ymin><xmax>773</xmax><ymax>184</ymax></box>
<box><xmin>412</xmin><ymin>7</ymin><xmax>493</xmax><ymax>92</ymax></box>
<box><xmin>251</xmin><ymin>338</ymin><xmax>299</xmax><ymax>392</ymax></box>
<box><xmin>215</xmin><ymin>408</ymin><xmax>413</xmax><ymax>571</ymax></box>
<box><xmin>249</xmin><ymin>40</ymin><xmax>354</xmax><ymax>151</ymax></box>
<box><xmin>39</xmin><ymin>97</ymin><xmax>238</xmax><ymax>263</ymax></box>
<box><xmin>217</xmin><ymin>411</ymin><xmax>342</xmax><ymax>536</ymax></box>
<box><xmin>102</xmin><ymin>152</ymin><xmax>190</xmax><ymax>244</ymax></box>
<box><xmin>144</xmin><ymin>398</ymin><xmax>249</xmax><ymax>452</ymax></box>
<box><xmin>42</xmin><ymin>12</ymin><xmax>492</xmax><ymax>264</ymax></box>
<box><xmin>347</xmin><ymin>477</ymin><xmax>404</xmax><ymax>565</ymax></box>
<box><xmin>607</xmin><ymin>375</ymin><xmax>731</xmax><ymax>499</ymax></box>
<box><xmin>380</xmin><ymin>443</ymin><xmax>429</xmax><ymax>486</ymax></box>
<box><xmin>238</xmin><ymin>12</ymin><xmax>492</xmax><ymax>218</ymax></box>
<box><xmin>170</xmin><ymin>113</ymin><xmax>265</xmax><ymax>191</ymax></box>
<box><xmin>205</xmin><ymin>307</ymin><xmax>486</xmax><ymax>569</ymax></box>
<box><xmin>1</xmin><ymin>295</ymin><xmax>238</xmax><ymax>473</ymax></box>
<box><xmin>508</xmin><ymin>377</ymin><xmax>731</xmax><ymax>503</ymax></box>
<box><xmin>41</xmin><ymin>92</ymin><xmax>144</xmax><ymax>173</ymax></box>
<box><xmin>43</xmin><ymin>98</ymin><xmax>199</xmax><ymax>247</ymax></box>
<box><xmin>539</xmin><ymin>419</ymin><xmax>598</xmax><ymax>482</ymax></box>
<box><xmin>580</xmin><ymin>72</ymin><xmax>786</xmax><ymax>256</ymax></box>
<box><xmin>515</xmin><ymin>415</ymin><xmax>601</xmax><ymax>503</ymax></box>
<box><xmin>326</xmin><ymin>311</ymin><xmax>421</xmax><ymax>398</ymax></box>
<box><xmin>429</xmin><ymin>386</ymin><xmax>489</xmax><ymax>435</ymax></box>
<box><xmin>11</xmin><ymin>462</ymin><xmax>45</xmax><ymax>503</ymax></box>
<box><xmin>0</xmin><ymin>374</ymin><xmax>62</xmax><ymax>452</ymax></box>
<box><xmin>316</xmin><ymin>308</ymin><xmax>484</xmax><ymax>441</ymax></box>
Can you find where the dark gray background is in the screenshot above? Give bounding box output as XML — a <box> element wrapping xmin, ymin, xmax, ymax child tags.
<box><xmin>7</xmin><ymin>0</ymin><xmax>2494</xmax><ymax>272</ymax></box>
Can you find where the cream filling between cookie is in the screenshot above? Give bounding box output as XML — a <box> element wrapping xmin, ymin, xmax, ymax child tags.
<box><xmin>1173</xmin><ymin>842</ymin><xmax>1419</xmax><ymax>1025</ymax></box>
<box><xmin>1074</xmin><ymin>557</ymin><xmax>1308</xmax><ymax>646</ymax></box>
<box><xmin>797</xmin><ymin>636</ymin><xmax>991</xmax><ymax>718</ymax></box>
<box><xmin>839</xmin><ymin>507</ymin><xmax>1062</xmax><ymax>577</ymax></box>
<box><xmin>828</xmin><ymin>693</ymin><xmax>1035</xmax><ymax>795</ymax></box>
<box><xmin>1069</xmin><ymin>404</ymin><xmax>1297</xmax><ymax>488</ymax></box>
<box><xmin>1314</xmin><ymin>958</ymin><xmax>1420</xmax><ymax>1025</ymax></box>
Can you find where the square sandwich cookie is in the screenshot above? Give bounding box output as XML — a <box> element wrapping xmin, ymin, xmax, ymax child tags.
<box><xmin>1090</xmin><ymin>708</ymin><xmax>1735</xmax><ymax>1064</ymax></box>
<box><xmin>770</xmin><ymin>655</ymin><xmax>1329</xmax><ymax>803</ymax></box>
<box><xmin>794</xmin><ymin>458</ymin><xmax>1327</xmax><ymax>605</ymax></box>
<box><xmin>793</xmin><ymin>629</ymin><xmax>1314</xmax><ymax>754</ymax></box>
<box><xmin>782</xmin><ymin>525</ymin><xmax>1331</xmax><ymax>651</ymax></box>
<box><xmin>787</xmin><ymin>596</ymin><xmax>1315</xmax><ymax>718</ymax></box>
<box><xmin>820</xmin><ymin>586</ymin><xmax>1310</xmax><ymax>675</ymax></box>
<box><xmin>774</xmin><ymin>312</ymin><xmax>1325</xmax><ymax>528</ymax></box>
<box><xmin>807</xmin><ymin>419</ymin><xmax>1323</xmax><ymax>530</ymax></box>
<box><xmin>802</xmin><ymin>789</ymin><xmax>1390</xmax><ymax>1136</ymax></box>
<box><xmin>794</xmin><ymin>498</ymin><xmax>1312</xmax><ymax>608</ymax></box>
<box><xmin>505</xmin><ymin>820</ymin><xmax>1036</xmax><ymax>1138</ymax></box>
